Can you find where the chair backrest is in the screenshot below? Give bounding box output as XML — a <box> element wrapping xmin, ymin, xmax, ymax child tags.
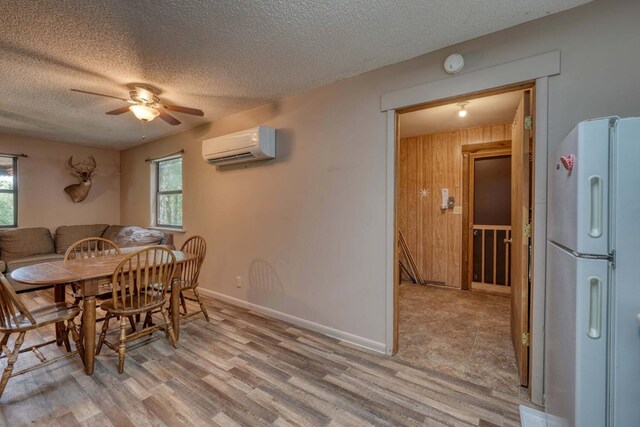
<box><xmin>64</xmin><ymin>237</ymin><xmax>121</xmax><ymax>261</ymax></box>
<box><xmin>110</xmin><ymin>247</ymin><xmax>177</xmax><ymax>311</ymax></box>
<box><xmin>178</xmin><ymin>235</ymin><xmax>207</xmax><ymax>289</ymax></box>
<box><xmin>0</xmin><ymin>274</ymin><xmax>35</xmax><ymax>329</ymax></box>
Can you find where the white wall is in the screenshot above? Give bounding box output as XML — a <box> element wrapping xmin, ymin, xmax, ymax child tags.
<box><xmin>121</xmin><ymin>0</ymin><xmax>640</xmax><ymax>349</ymax></box>
<box><xmin>0</xmin><ymin>134</ymin><xmax>120</xmax><ymax>231</ymax></box>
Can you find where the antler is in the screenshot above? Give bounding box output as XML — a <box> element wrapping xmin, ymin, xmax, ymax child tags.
<box><xmin>86</xmin><ymin>155</ymin><xmax>97</xmax><ymax>174</ymax></box>
<box><xmin>66</xmin><ymin>155</ymin><xmax>98</xmax><ymax>180</ymax></box>
<box><xmin>67</xmin><ymin>156</ymin><xmax>81</xmax><ymax>176</ymax></box>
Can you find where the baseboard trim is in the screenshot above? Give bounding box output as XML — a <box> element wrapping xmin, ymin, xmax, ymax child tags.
<box><xmin>198</xmin><ymin>289</ymin><xmax>386</xmax><ymax>354</ymax></box>
<box><xmin>519</xmin><ymin>405</ymin><xmax>550</xmax><ymax>426</ymax></box>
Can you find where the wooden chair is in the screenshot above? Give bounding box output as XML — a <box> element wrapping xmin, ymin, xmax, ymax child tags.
<box><xmin>65</xmin><ymin>237</ymin><xmax>139</xmax><ymax>331</ymax></box>
<box><xmin>0</xmin><ymin>274</ymin><xmax>83</xmax><ymax>399</ymax></box>
<box><xmin>64</xmin><ymin>237</ymin><xmax>121</xmax><ymax>304</ymax></box>
<box><xmin>96</xmin><ymin>247</ymin><xmax>177</xmax><ymax>373</ymax></box>
<box><xmin>175</xmin><ymin>235</ymin><xmax>209</xmax><ymax>321</ymax></box>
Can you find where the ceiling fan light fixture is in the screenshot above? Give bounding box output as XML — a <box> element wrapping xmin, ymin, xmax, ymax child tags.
<box><xmin>129</xmin><ymin>104</ymin><xmax>159</xmax><ymax>122</ymax></box>
<box><xmin>71</xmin><ymin>86</ymin><xmax>201</xmax><ymax>126</ymax></box>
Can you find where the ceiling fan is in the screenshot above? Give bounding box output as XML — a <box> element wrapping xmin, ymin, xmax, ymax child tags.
<box><xmin>70</xmin><ymin>86</ymin><xmax>204</xmax><ymax>126</ymax></box>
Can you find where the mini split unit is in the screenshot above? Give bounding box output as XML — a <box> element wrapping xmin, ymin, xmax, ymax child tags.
<box><xmin>202</xmin><ymin>126</ymin><xmax>276</xmax><ymax>166</ymax></box>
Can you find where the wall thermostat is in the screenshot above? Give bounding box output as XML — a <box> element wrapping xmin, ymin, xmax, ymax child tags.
<box><xmin>444</xmin><ymin>54</ymin><xmax>464</xmax><ymax>74</ymax></box>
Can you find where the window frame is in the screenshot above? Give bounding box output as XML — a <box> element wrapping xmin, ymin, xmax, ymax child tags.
<box><xmin>154</xmin><ymin>156</ymin><xmax>183</xmax><ymax>229</ymax></box>
<box><xmin>0</xmin><ymin>156</ymin><xmax>18</xmax><ymax>229</ymax></box>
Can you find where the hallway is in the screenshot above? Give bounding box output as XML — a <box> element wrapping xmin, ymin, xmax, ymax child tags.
<box><xmin>396</xmin><ymin>282</ymin><xmax>525</xmax><ymax>398</ymax></box>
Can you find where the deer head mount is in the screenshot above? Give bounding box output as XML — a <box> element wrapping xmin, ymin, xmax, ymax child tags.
<box><xmin>64</xmin><ymin>155</ymin><xmax>97</xmax><ymax>203</ymax></box>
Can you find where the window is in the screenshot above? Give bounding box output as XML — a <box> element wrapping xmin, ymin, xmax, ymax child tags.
<box><xmin>155</xmin><ymin>157</ymin><xmax>183</xmax><ymax>228</ymax></box>
<box><xmin>0</xmin><ymin>156</ymin><xmax>17</xmax><ymax>228</ymax></box>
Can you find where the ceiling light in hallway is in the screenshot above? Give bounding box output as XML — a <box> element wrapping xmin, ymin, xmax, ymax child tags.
<box><xmin>457</xmin><ymin>102</ymin><xmax>468</xmax><ymax>118</ymax></box>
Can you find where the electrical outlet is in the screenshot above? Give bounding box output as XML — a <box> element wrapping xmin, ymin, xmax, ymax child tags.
<box><xmin>453</xmin><ymin>206</ymin><xmax>462</xmax><ymax>215</ymax></box>
<box><xmin>236</xmin><ymin>276</ymin><xmax>242</xmax><ymax>288</ymax></box>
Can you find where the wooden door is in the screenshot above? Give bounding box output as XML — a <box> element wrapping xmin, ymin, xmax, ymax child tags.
<box><xmin>510</xmin><ymin>90</ymin><xmax>532</xmax><ymax>386</ymax></box>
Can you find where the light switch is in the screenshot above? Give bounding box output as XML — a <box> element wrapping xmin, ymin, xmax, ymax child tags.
<box><xmin>453</xmin><ymin>206</ymin><xmax>463</xmax><ymax>215</ymax></box>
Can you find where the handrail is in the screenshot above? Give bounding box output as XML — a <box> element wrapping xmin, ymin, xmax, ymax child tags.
<box><xmin>472</xmin><ymin>224</ymin><xmax>511</xmax><ymax>287</ymax></box>
<box><xmin>472</xmin><ymin>224</ymin><xmax>511</xmax><ymax>231</ymax></box>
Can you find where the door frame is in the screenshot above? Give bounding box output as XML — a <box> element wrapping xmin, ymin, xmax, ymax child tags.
<box><xmin>466</xmin><ymin>149</ymin><xmax>512</xmax><ymax>294</ymax></box>
<box><xmin>382</xmin><ymin>51</ymin><xmax>559</xmax><ymax>406</ymax></box>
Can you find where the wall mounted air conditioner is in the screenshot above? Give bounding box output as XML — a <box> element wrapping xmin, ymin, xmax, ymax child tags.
<box><xmin>202</xmin><ymin>126</ymin><xmax>276</xmax><ymax>166</ymax></box>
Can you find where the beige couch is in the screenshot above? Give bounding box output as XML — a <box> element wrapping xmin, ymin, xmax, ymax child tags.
<box><xmin>0</xmin><ymin>224</ymin><xmax>174</xmax><ymax>293</ymax></box>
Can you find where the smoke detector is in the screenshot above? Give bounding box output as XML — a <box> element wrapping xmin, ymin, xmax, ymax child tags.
<box><xmin>444</xmin><ymin>54</ymin><xmax>464</xmax><ymax>75</ymax></box>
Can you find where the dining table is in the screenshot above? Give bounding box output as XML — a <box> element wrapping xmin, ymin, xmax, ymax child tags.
<box><xmin>10</xmin><ymin>249</ymin><xmax>197</xmax><ymax>375</ymax></box>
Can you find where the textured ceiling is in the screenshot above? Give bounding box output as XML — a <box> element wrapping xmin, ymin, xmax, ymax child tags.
<box><xmin>0</xmin><ymin>0</ymin><xmax>590</xmax><ymax>149</ymax></box>
<box><xmin>399</xmin><ymin>90</ymin><xmax>522</xmax><ymax>138</ymax></box>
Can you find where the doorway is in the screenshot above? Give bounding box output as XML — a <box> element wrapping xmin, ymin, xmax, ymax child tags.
<box><xmin>394</xmin><ymin>85</ymin><xmax>534</xmax><ymax>396</ymax></box>
<box><xmin>467</xmin><ymin>151</ymin><xmax>512</xmax><ymax>295</ymax></box>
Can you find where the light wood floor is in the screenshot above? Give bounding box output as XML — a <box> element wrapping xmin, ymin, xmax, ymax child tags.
<box><xmin>0</xmin><ymin>289</ymin><xmax>528</xmax><ymax>426</ymax></box>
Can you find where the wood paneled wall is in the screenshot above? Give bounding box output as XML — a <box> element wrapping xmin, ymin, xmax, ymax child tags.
<box><xmin>398</xmin><ymin>123</ymin><xmax>511</xmax><ymax>288</ymax></box>
<box><xmin>459</xmin><ymin>123</ymin><xmax>511</xmax><ymax>146</ymax></box>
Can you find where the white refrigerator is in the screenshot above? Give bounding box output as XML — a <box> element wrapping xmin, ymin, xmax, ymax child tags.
<box><xmin>545</xmin><ymin>117</ymin><xmax>640</xmax><ymax>427</ymax></box>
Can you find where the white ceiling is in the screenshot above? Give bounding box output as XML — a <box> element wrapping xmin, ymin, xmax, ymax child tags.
<box><xmin>399</xmin><ymin>90</ymin><xmax>523</xmax><ymax>138</ymax></box>
<box><xmin>0</xmin><ymin>0</ymin><xmax>590</xmax><ymax>149</ymax></box>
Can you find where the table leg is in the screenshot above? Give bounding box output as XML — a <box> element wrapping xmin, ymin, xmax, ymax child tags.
<box><xmin>171</xmin><ymin>285</ymin><xmax>181</xmax><ymax>341</ymax></box>
<box><xmin>54</xmin><ymin>284</ymin><xmax>66</xmax><ymax>346</ymax></box>
<box><xmin>83</xmin><ymin>295</ymin><xmax>96</xmax><ymax>375</ymax></box>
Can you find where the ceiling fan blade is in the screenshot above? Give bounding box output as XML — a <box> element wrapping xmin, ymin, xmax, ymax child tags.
<box><xmin>164</xmin><ymin>104</ymin><xmax>204</xmax><ymax>117</ymax></box>
<box><xmin>105</xmin><ymin>106</ymin><xmax>132</xmax><ymax>115</ymax></box>
<box><xmin>157</xmin><ymin>109</ymin><xmax>181</xmax><ymax>126</ymax></box>
<box><xmin>71</xmin><ymin>88</ymin><xmax>129</xmax><ymax>102</ymax></box>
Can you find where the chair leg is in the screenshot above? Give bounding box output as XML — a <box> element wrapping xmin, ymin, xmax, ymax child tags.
<box><xmin>161</xmin><ymin>308</ymin><xmax>177</xmax><ymax>348</ymax></box>
<box><xmin>96</xmin><ymin>313</ymin><xmax>112</xmax><ymax>355</ymax></box>
<box><xmin>0</xmin><ymin>334</ymin><xmax>10</xmax><ymax>355</ymax></box>
<box><xmin>143</xmin><ymin>311</ymin><xmax>153</xmax><ymax>329</ymax></box>
<box><xmin>117</xmin><ymin>316</ymin><xmax>128</xmax><ymax>374</ymax></box>
<box><xmin>128</xmin><ymin>316</ymin><xmax>136</xmax><ymax>332</ymax></box>
<box><xmin>0</xmin><ymin>332</ymin><xmax>25</xmax><ymax>399</ymax></box>
<box><xmin>71</xmin><ymin>283</ymin><xmax>82</xmax><ymax>306</ymax></box>
<box><xmin>67</xmin><ymin>319</ymin><xmax>85</xmax><ymax>365</ymax></box>
<box><xmin>193</xmin><ymin>288</ymin><xmax>210</xmax><ymax>322</ymax></box>
<box><xmin>180</xmin><ymin>293</ymin><xmax>187</xmax><ymax>315</ymax></box>
<box><xmin>61</xmin><ymin>324</ymin><xmax>72</xmax><ymax>353</ymax></box>
<box><xmin>78</xmin><ymin>318</ymin><xmax>84</xmax><ymax>344</ymax></box>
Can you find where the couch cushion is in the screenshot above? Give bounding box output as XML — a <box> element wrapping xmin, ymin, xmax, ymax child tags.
<box><xmin>0</xmin><ymin>228</ymin><xmax>55</xmax><ymax>262</ymax></box>
<box><xmin>54</xmin><ymin>224</ymin><xmax>109</xmax><ymax>254</ymax></box>
<box><xmin>0</xmin><ymin>260</ymin><xmax>5</xmax><ymax>273</ymax></box>
<box><xmin>102</xmin><ymin>225</ymin><xmax>166</xmax><ymax>248</ymax></box>
<box><xmin>5</xmin><ymin>253</ymin><xmax>65</xmax><ymax>272</ymax></box>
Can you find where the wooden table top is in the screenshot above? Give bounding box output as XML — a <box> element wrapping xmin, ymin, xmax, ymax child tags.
<box><xmin>11</xmin><ymin>250</ymin><xmax>197</xmax><ymax>286</ymax></box>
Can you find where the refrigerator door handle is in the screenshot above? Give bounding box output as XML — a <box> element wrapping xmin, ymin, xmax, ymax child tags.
<box><xmin>588</xmin><ymin>175</ymin><xmax>603</xmax><ymax>238</ymax></box>
<box><xmin>587</xmin><ymin>276</ymin><xmax>603</xmax><ymax>339</ymax></box>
